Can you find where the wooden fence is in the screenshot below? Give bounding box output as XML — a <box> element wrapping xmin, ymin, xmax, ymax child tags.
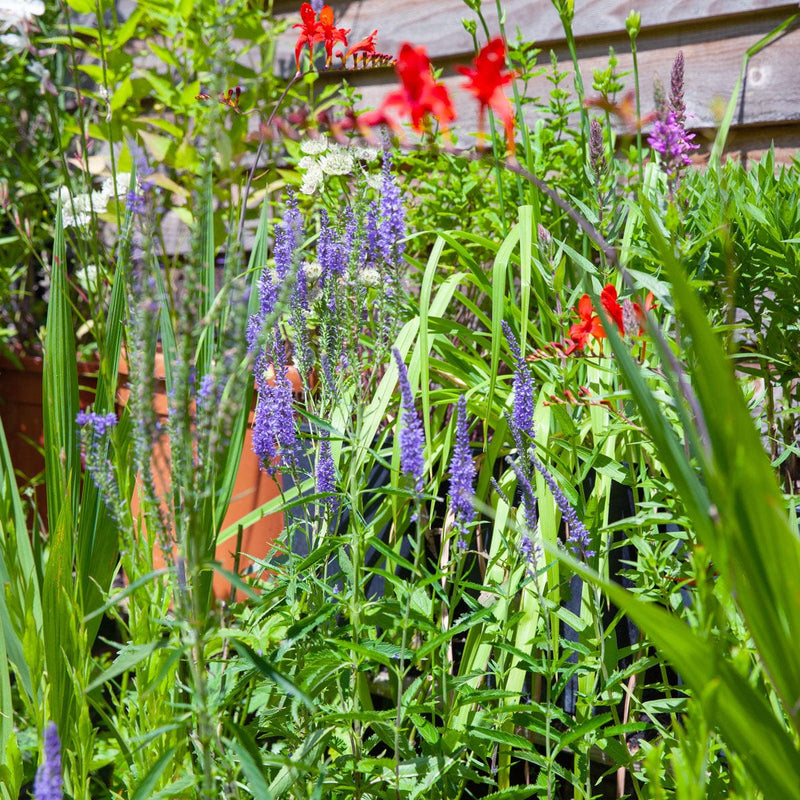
<box><xmin>275</xmin><ymin>0</ymin><xmax>800</xmax><ymax>163</ymax></box>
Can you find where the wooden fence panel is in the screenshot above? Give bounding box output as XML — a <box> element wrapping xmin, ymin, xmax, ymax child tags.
<box><xmin>274</xmin><ymin>0</ymin><xmax>800</xmax><ymax>161</ymax></box>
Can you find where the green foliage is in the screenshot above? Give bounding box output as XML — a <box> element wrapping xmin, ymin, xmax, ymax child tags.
<box><xmin>3</xmin><ymin>1</ymin><xmax>800</xmax><ymax>798</ymax></box>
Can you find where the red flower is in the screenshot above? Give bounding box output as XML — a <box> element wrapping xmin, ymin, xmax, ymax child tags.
<box><xmin>632</xmin><ymin>291</ymin><xmax>657</xmax><ymax>334</ymax></box>
<box><xmin>567</xmin><ymin>294</ymin><xmax>605</xmax><ymax>352</ymax></box>
<box><xmin>457</xmin><ymin>37</ymin><xmax>515</xmax><ymax>152</ymax></box>
<box><xmin>317</xmin><ymin>5</ymin><xmax>349</xmax><ymax>67</ymax></box>
<box><xmin>293</xmin><ymin>2</ymin><xmax>323</xmax><ymax>72</ymax></box>
<box><xmin>357</xmin><ymin>43</ymin><xmax>456</xmax><ymax>135</ymax></box>
<box><xmin>346</xmin><ymin>29</ymin><xmax>378</xmax><ymax>66</ymax></box>
<box><xmin>600</xmin><ymin>284</ymin><xmax>625</xmax><ymax>335</ymax></box>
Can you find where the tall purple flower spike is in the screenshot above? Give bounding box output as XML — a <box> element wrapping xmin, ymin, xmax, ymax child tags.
<box><xmin>448</xmin><ymin>395</ymin><xmax>475</xmax><ymax>549</ymax></box>
<box><xmin>392</xmin><ymin>348</ymin><xmax>425</xmax><ymax>494</ymax></box>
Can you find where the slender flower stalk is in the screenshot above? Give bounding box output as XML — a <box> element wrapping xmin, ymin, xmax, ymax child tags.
<box><xmin>448</xmin><ymin>395</ymin><xmax>475</xmax><ymax>549</ymax></box>
<box><xmin>316</xmin><ymin>436</ymin><xmax>339</xmax><ymax>514</ymax></box>
<box><xmin>392</xmin><ymin>348</ymin><xmax>425</xmax><ymax>495</ymax></box>
<box><xmin>502</xmin><ymin>321</ymin><xmax>535</xmax><ymax>445</ymax></box>
<box><xmin>33</xmin><ymin>722</ymin><xmax>62</xmax><ymax>800</ymax></box>
<box><xmin>507</xmin><ymin>455</ymin><xmax>538</xmax><ymax>535</ymax></box>
<box><xmin>532</xmin><ymin>455</ymin><xmax>594</xmax><ymax>559</ymax></box>
<box><xmin>378</xmin><ymin>147</ymin><xmax>406</xmax><ymax>270</ymax></box>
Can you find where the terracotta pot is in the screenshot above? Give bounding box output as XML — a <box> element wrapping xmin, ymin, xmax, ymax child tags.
<box><xmin>120</xmin><ymin>351</ymin><xmax>301</xmax><ymax>602</ymax></box>
<box><xmin>0</xmin><ymin>354</ymin><xmax>100</xmax><ymax>521</ymax></box>
<box><xmin>1</xmin><ymin>350</ymin><xmax>295</xmax><ymax>602</ymax></box>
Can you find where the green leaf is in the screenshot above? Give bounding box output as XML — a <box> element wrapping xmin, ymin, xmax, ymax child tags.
<box><xmin>130</xmin><ymin>746</ymin><xmax>178</xmax><ymax>800</ymax></box>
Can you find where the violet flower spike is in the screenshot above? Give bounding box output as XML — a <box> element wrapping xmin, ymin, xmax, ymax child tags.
<box><xmin>33</xmin><ymin>722</ymin><xmax>63</xmax><ymax>800</ymax></box>
<box><xmin>378</xmin><ymin>148</ymin><xmax>406</xmax><ymax>269</ymax></box>
<box><xmin>316</xmin><ymin>436</ymin><xmax>339</xmax><ymax>514</ymax></box>
<box><xmin>669</xmin><ymin>50</ymin><xmax>686</xmax><ymax>125</ymax></box>
<box><xmin>448</xmin><ymin>395</ymin><xmax>475</xmax><ymax>547</ymax></box>
<box><xmin>392</xmin><ymin>348</ymin><xmax>425</xmax><ymax>495</ymax></box>
<box><xmin>647</xmin><ymin>112</ymin><xmax>698</xmax><ymax>179</ymax></box>
<box><xmin>502</xmin><ymin>321</ymin><xmax>535</xmax><ymax>444</ymax></box>
<box><xmin>507</xmin><ymin>455</ymin><xmax>538</xmax><ymax>535</ymax></box>
<box><xmin>532</xmin><ymin>455</ymin><xmax>595</xmax><ymax>559</ymax></box>
<box><xmin>252</xmin><ymin>367</ymin><xmax>297</xmax><ymax>475</ymax></box>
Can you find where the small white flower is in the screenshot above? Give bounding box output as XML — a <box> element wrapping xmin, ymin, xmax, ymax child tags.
<box><xmin>319</xmin><ymin>150</ymin><xmax>354</xmax><ymax>176</ymax></box>
<box><xmin>365</xmin><ymin>173</ymin><xmax>383</xmax><ymax>191</ymax></box>
<box><xmin>100</xmin><ymin>172</ymin><xmax>131</xmax><ymax>200</ymax></box>
<box><xmin>74</xmin><ymin>263</ymin><xmax>99</xmax><ymax>290</ymax></box>
<box><xmin>0</xmin><ymin>32</ymin><xmax>26</xmax><ymax>50</ymax></box>
<box><xmin>0</xmin><ymin>0</ymin><xmax>44</xmax><ymax>31</ymax></box>
<box><xmin>351</xmin><ymin>145</ymin><xmax>380</xmax><ymax>162</ymax></box>
<box><xmin>300</xmin><ymin>136</ymin><xmax>328</xmax><ymax>155</ymax></box>
<box><xmin>58</xmin><ymin>188</ymin><xmax>109</xmax><ymax>228</ymax></box>
<box><xmin>300</xmin><ymin>162</ymin><xmax>324</xmax><ymax>195</ymax></box>
<box><xmin>359</xmin><ymin>268</ymin><xmax>381</xmax><ymax>287</ymax></box>
<box><xmin>297</xmin><ymin>155</ymin><xmax>317</xmax><ymax>171</ymax></box>
<box><xmin>304</xmin><ymin>261</ymin><xmax>322</xmax><ymax>282</ymax></box>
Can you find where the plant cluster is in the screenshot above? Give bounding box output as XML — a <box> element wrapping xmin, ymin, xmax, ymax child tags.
<box><xmin>1</xmin><ymin>1</ymin><xmax>800</xmax><ymax>799</ymax></box>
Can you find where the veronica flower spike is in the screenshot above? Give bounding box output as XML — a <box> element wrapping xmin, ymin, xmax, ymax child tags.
<box><xmin>448</xmin><ymin>395</ymin><xmax>475</xmax><ymax>549</ymax></box>
<box><xmin>392</xmin><ymin>348</ymin><xmax>425</xmax><ymax>495</ymax></box>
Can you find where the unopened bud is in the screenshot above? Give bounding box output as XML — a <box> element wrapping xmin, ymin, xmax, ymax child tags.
<box><xmin>626</xmin><ymin>10</ymin><xmax>641</xmax><ymax>40</ymax></box>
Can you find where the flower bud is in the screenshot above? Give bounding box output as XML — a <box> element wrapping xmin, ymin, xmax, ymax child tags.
<box><xmin>626</xmin><ymin>10</ymin><xmax>641</xmax><ymax>40</ymax></box>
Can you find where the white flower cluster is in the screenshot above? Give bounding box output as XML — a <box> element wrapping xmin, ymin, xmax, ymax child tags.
<box><xmin>0</xmin><ymin>0</ymin><xmax>44</xmax><ymax>32</ymax></box>
<box><xmin>297</xmin><ymin>135</ymin><xmax>380</xmax><ymax>195</ymax></box>
<box><xmin>54</xmin><ymin>173</ymin><xmax>132</xmax><ymax>229</ymax></box>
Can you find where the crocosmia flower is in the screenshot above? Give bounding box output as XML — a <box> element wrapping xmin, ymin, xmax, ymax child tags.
<box><xmin>566</xmin><ymin>294</ymin><xmax>604</xmax><ymax>353</ymax></box>
<box><xmin>599</xmin><ymin>284</ymin><xmax>625</xmax><ymax>336</ymax></box>
<box><xmin>358</xmin><ymin>43</ymin><xmax>456</xmax><ymax>135</ymax></box>
<box><xmin>294</xmin><ymin>2</ymin><xmax>323</xmax><ymax>72</ymax></box>
<box><xmin>457</xmin><ymin>37</ymin><xmax>515</xmax><ymax>151</ymax></box>
<box><xmin>346</xmin><ymin>30</ymin><xmax>378</xmax><ymax>66</ymax></box>
<box><xmin>317</xmin><ymin>5</ymin><xmax>349</xmax><ymax>67</ymax></box>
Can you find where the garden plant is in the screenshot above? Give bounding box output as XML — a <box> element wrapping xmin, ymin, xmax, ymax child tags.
<box><xmin>1</xmin><ymin>0</ymin><xmax>800</xmax><ymax>799</ymax></box>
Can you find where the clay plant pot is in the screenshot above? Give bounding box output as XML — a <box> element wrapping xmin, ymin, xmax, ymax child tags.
<box><xmin>120</xmin><ymin>351</ymin><xmax>300</xmax><ymax>602</ymax></box>
<box><xmin>0</xmin><ymin>349</ymin><xmax>293</xmax><ymax>602</ymax></box>
<box><xmin>0</xmin><ymin>353</ymin><xmax>100</xmax><ymax>524</ymax></box>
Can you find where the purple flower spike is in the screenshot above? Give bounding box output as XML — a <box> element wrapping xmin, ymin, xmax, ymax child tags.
<box><xmin>392</xmin><ymin>348</ymin><xmax>425</xmax><ymax>494</ymax></box>
<box><xmin>316</xmin><ymin>437</ymin><xmax>338</xmax><ymax>514</ymax></box>
<box><xmin>448</xmin><ymin>395</ymin><xmax>475</xmax><ymax>544</ymax></box>
<box><xmin>532</xmin><ymin>456</ymin><xmax>595</xmax><ymax>560</ymax></box>
<box><xmin>76</xmin><ymin>410</ymin><xmax>118</xmax><ymax>436</ymax></box>
<box><xmin>507</xmin><ymin>456</ymin><xmax>538</xmax><ymax>535</ymax></box>
<box><xmin>502</xmin><ymin>321</ymin><xmax>535</xmax><ymax>444</ymax></box>
<box><xmin>34</xmin><ymin>722</ymin><xmax>63</xmax><ymax>800</ymax></box>
<box><xmin>252</xmin><ymin>369</ymin><xmax>296</xmax><ymax>475</ymax></box>
<box><xmin>378</xmin><ymin>149</ymin><xmax>405</xmax><ymax>269</ymax></box>
<box><xmin>669</xmin><ymin>50</ymin><xmax>685</xmax><ymax>124</ymax></box>
<box><xmin>648</xmin><ymin>112</ymin><xmax>698</xmax><ymax>179</ymax></box>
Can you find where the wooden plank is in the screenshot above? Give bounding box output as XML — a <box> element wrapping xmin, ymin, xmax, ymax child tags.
<box><xmin>276</xmin><ymin>0</ymin><xmax>800</xmax><ymax>60</ymax></box>
<box><xmin>304</xmin><ymin>21</ymin><xmax>800</xmax><ymax>139</ymax></box>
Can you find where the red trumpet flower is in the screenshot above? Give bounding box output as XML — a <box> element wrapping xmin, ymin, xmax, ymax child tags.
<box><xmin>599</xmin><ymin>284</ymin><xmax>625</xmax><ymax>335</ymax></box>
<box><xmin>356</xmin><ymin>42</ymin><xmax>456</xmax><ymax>135</ymax></box>
<box><xmin>346</xmin><ymin>29</ymin><xmax>378</xmax><ymax>66</ymax></box>
<box><xmin>566</xmin><ymin>294</ymin><xmax>605</xmax><ymax>353</ymax></box>
<box><xmin>457</xmin><ymin>37</ymin><xmax>516</xmax><ymax>152</ymax></box>
<box><xmin>317</xmin><ymin>5</ymin><xmax>349</xmax><ymax>67</ymax></box>
<box><xmin>294</xmin><ymin>3</ymin><xmax>349</xmax><ymax>72</ymax></box>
